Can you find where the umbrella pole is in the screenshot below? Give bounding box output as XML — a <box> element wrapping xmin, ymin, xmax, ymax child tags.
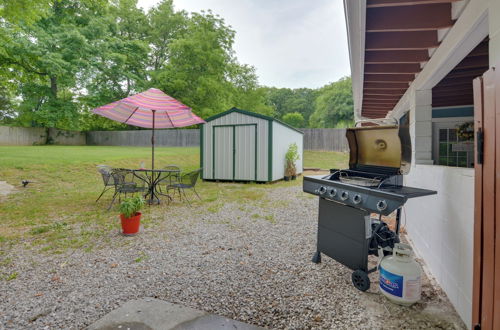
<box><xmin>152</xmin><ymin>110</ymin><xmax>156</xmax><ymax>171</ymax></box>
<box><xmin>148</xmin><ymin>110</ymin><xmax>157</xmax><ymax>205</ymax></box>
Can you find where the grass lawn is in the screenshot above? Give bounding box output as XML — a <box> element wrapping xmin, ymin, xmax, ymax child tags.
<box><xmin>302</xmin><ymin>150</ymin><xmax>349</xmax><ymax>170</ymax></box>
<box><xmin>0</xmin><ymin>146</ymin><xmax>347</xmax><ymax>254</ymax></box>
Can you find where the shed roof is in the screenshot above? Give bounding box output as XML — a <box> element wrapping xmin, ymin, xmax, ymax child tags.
<box><xmin>205</xmin><ymin>107</ymin><xmax>304</xmax><ymax>134</ymax></box>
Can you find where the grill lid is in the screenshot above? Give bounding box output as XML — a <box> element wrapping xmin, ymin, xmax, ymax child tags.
<box><xmin>346</xmin><ymin>119</ymin><xmax>411</xmax><ymax>175</ymax></box>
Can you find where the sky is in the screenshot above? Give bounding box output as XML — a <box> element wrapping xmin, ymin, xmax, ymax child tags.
<box><xmin>137</xmin><ymin>0</ymin><xmax>350</xmax><ymax>89</ymax></box>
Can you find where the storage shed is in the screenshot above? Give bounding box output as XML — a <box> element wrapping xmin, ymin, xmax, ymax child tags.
<box><xmin>201</xmin><ymin>107</ymin><xmax>303</xmax><ymax>182</ymax></box>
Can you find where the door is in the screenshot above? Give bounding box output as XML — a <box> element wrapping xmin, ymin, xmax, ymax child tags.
<box><xmin>472</xmin><ymin>66</ymin><xmax>500</xmax><ymax>330</ymax></box>
<box><xmin>213</xmin><ymin>124</ymin><xmax>257</xmax><ymax>181</ymax></box>
<box><xmin>213</xmin><ymin>126</ymin><xmax>233</xmax><ymax>180</ymax></box>
<box><xmin>234</xmin><ymin>125</ymin><xmax>257</xmax><ymax>181</ymax></box>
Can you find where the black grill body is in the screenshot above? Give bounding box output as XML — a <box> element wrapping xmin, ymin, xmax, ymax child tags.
<box><xmin>304</xmin><ymin>170</ymin><xmax>436</xmax><ymax>292</ymax></box>
<box><xmin>317</xmin><ymin>199</ymin><xmax>371</xmax><ymax>272</ymax></box>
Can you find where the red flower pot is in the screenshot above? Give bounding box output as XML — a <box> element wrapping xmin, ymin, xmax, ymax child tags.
<box><xmin>120</xmin><ymin>212</ymin><xmax>141</xmax><ymax>235</ymax></box>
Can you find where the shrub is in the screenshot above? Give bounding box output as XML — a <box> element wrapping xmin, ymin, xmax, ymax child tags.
<box><xmin>285</xmin><ymin>143</ymin><xmax>300</xmax><ymax>176</ymax></box>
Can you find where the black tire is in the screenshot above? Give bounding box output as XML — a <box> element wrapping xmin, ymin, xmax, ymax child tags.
<box><xmin>352</xmin><ymin>269</ymin><xmax>370</xmax><ymax>291</ymax></box>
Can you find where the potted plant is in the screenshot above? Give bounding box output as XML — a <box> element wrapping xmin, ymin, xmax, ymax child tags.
<box><xmin>119</xmin><ymin>196</ymin><xmax>144</xmax><ymax>235</ymax></box>
<box><xmin>284</xmin><ymin>143</ymin><xmax>300</xmax><ymax>181</ymax></box>
<box><xmin>290</xmin><ymin>162</ymin><xmax>298</xmax><ymax>180</ymax></box>
<box><xmin>284</xmin><ymin>162</ymin><xmax>291</xmax><ymax>181</ymax></box>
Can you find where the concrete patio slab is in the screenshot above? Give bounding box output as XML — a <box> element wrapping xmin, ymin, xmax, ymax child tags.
<box><xmin>88</xmin><ymin>298</ymin><xmax>263</xmax><ymax>330</ymax></box>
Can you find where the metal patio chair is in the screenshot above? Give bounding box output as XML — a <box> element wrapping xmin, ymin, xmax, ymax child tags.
<box><xmin>107</xmin><ymin>168</ymin><xmax>147</xmax><ymax>210</ymax></box>
<box><xmin>160</xmin><ymin>165</ymin><xmax>181</xmax><ymax>185</ymax></box>
<box><xmin>166</xmin><ymin>168</ymin><xmax>202</xmax><ymax>206</ymax></box>
<box><xmin>96</xmin><ymin>165</ymin><xmax>113</xmax><ymax>202</ymax></box>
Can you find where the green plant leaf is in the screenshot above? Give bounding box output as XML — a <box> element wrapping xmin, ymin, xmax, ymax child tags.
<box><xmin>119</xmin><ymin>196</ymin><xmax>144</xmax><ymax>218</ymax></box>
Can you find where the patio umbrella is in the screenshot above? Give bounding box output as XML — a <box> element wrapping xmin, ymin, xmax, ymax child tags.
<box><xmin>93</xmin><ymin>88</ymin><xmax>205</xmax><ymax>170</ymax></box>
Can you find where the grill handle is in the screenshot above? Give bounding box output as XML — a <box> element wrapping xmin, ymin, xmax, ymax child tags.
<box><xmin>355</xmin><ymin>118</ymin><xmax>398</xmax><ymax>127</ymax></box>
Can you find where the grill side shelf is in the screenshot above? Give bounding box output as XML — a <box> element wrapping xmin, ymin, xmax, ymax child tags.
<box><xmin>377</xmin><ymin>186</ymin><xmax>437</xmax><ymax>199</ymax></box>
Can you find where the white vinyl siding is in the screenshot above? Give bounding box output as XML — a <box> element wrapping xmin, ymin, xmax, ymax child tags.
<box><xmin>271</xmin><ymin>121</ymin><xmax>304</xmax><ymax>181</ymax></box>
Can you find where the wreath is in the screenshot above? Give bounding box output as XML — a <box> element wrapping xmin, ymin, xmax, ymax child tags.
<box><xmin>456</xmin><ymin>121</ymin><xmax>474</xmax><ymax>141</ymax></box>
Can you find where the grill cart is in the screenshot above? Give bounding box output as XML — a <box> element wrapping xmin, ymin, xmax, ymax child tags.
<box><xmin>303</xmin><ymin>120</ymin><xmax>436</xmax><ymax>291</ymax></box>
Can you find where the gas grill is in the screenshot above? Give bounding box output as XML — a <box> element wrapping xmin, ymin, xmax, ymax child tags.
<box><xmin>303</xmin><ymin>119</ymin><xmax>436</xmax><ymax>291</ymax></box>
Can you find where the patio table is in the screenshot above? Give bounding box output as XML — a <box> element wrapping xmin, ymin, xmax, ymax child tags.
<box><xmin>131</xmin><ymin>168</ymin><xmax>181</xmax><ymax>205</ymax></box>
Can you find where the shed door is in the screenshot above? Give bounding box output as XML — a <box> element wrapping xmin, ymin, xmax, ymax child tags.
<box><xmin>234</xmin><ymin>125</ymin><xmax>257</xmax><ymax>181</ymax></box>
<box><xmin>213</xmin><ymin>126</ymin><xmax>233</xmax><ymax>180</ymax></box>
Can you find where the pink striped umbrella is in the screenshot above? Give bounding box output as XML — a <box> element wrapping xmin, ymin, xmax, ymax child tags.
<box><xmin>93</xmin><ymin>88</ymin><xmax>205</xmax><ymax>170</ymax></box>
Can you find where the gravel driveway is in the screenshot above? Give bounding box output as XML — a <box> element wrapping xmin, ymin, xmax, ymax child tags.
<box><xmin>0</xmin><ymin>185</ymin><xmax>465</xmax><ymax>329</ymax></box>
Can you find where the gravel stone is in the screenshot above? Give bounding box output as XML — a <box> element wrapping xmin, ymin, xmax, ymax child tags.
<box><xmin>0</xmin><ymin>185</ymin><xmax>465</xmax><ymax>329</ymax></box>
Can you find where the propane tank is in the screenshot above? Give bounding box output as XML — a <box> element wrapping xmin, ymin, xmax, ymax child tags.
<box><xmin>379</xmin><ymin>243</ymin><xmax>422</xmax><ymax>306</ymax></box>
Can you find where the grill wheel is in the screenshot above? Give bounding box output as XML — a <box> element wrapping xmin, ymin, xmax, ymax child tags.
<box><xmin>351</xmin><ymin>269</ymin><xmax>370</xmax><ymax>291</ymax></box>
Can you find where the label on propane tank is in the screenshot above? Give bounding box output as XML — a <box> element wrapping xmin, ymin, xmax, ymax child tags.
<box><xmin>379</xmin><ymin>267</ymin><xmax>403</xmax><ymax>297</ymax></box>
<box><xmin>404</xmin><ymin>277</ymin><xmax>421</xmax><ymax>300</ymax></box>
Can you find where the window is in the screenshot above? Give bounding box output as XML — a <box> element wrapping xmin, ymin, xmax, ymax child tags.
<box><xmin>432</xmin><ymin>120</ymin><xmax>474</xmax><ymax>168</ymax></box>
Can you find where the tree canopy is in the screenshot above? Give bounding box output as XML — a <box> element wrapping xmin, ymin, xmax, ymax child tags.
<box><xmin>309</xmin><ymin>77</ymin><xmax>353</xmax><ymax>128</ymax></box>
<box><xmin>0</xmin><ymin>0</ymin><xmax>352</xmax><ymax>130</ymax></box>
<box><xmin>282</xmin><ymin>112</ymin><xmax>305</xmax><ymax>128</ymax></box>
<box><xmin>262</xmin><ymin>78</ymin><xmax>353</xmax><ymax>128</ymax></box>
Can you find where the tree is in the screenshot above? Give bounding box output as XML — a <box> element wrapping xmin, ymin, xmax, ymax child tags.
<box><xmin>265</xmin><ymin>87</ymin><xmax>294</xmax><ymax>118</ymax></box>
<box><xmin>0</xmin><ymin>0</ymin><xmax>156</xmax><ymax>129</ymax></box>
<box><xmin>82</xmin><ymin>0</ymin><xmax>151</xmax><ymax>109</ymax></box>
<box><xmin>0</xmin><ymin>65</ymin><xmax>17</xmax><ymax>122</ymax></box>
<box><xmin>228</xmin><ymin>64</ymin><xmax>273</xmax><ymax>116</ymax></box>
<box><xmin>0</xmin><ymin>0</ymin><xmax>111</xmax><ymax>129</ymax></box>
<box><xmin>148</xmin><ymin>0</ymin><xmax>188</xmax><ymax>71</ymax></box>
<box><xmin>0</xmin><ymin>85</ymin><xmax>13</xmax><ymax>122</ymax></box>
<box><xmin>309</xmin><ymin>77</ymin><xmax>353</xmax><ymax>128</ymax></box>
<box><xmin>282</xmin><ymin>112</ymin><xmax>305</xmax><ymax>128</ymax></box>
<box><xmin>153</xmin><ymin>11</ymin><xmax>237</xmax><ymax>118</ymax></box>
<box><xmin>281</xmin><ymin>88</ymin><xmax>316</xmax><ymax>121</ymax></box>
<box><xmin>0</xmin><ymin>0</ymin><xmax>106</xmax><ymax>25</ymax></box>
<box><xmin>0</xmin><ymin>0</ymin><xmax>52</xmax><ymax>25</ymax></box>
<box><xmin>263</xmin><ymin>87</ymin><xmax>316</xmax><ymax>123</ymax></box>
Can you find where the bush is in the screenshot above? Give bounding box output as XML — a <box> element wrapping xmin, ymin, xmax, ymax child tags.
<box><xmin>285</xmin><ymin>143</ymin><xmax>300</xmax><ymax>176</ymax></box>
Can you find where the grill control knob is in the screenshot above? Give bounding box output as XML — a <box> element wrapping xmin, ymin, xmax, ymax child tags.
<box><xmin>353</xmin><ymin>194</ymin><xmax>362</xmax><ymax>204</ymax></box>
<box><xmin>328</xmin><ymin>188</ymin><xmax>337</xmax><ymax>197</ymax></box>
<box><xmin>318</xmin><ymin>186</ymin><xmax>327</xmax><ymax>195</ymax></box>
<box><xmin>376</xmin><ymin>200</ymin><xmax>387</xmax><ymax>211</ymax></box>
<box><xmin>340</xmin><ymin>191</ymin><xmax>349</xmax><ymax>201</ymax></box>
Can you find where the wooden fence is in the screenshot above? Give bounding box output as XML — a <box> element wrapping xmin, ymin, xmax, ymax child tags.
<box><xmin>0</xmin><ymin>126</ymin><xmax>86</xmax><ymax>145</ymax></box>
<box><xmin>301</xmin><ymin>128</ymin><xmax>348</xmax><ymax>152</ymax></box>
<box><xmin>86</xmin><ymin>129</ymin><xmax>200</xmax><ymax>147</ymax></box>
<box><xmin>2</xmin><ymin>126</ymin><xmax>349</xmax><ymax>152</ymax></box>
